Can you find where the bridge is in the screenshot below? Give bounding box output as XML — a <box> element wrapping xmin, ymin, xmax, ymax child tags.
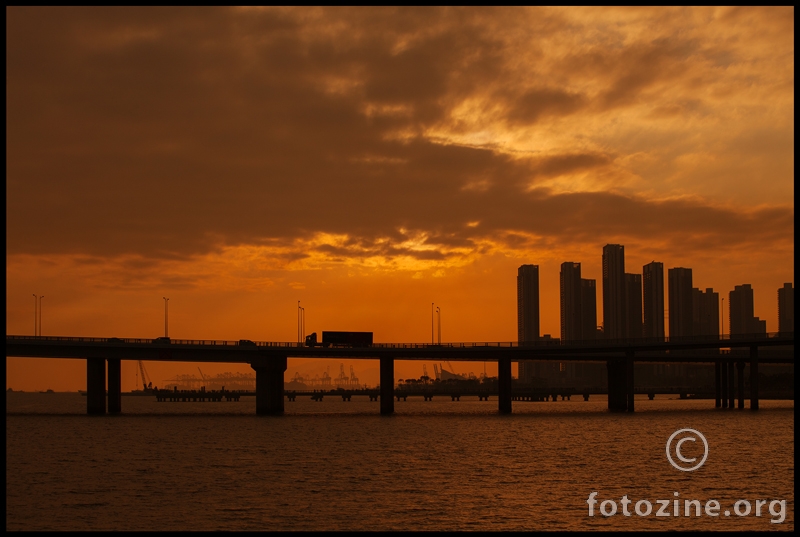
<box><xmin>6</xmin><ymin>333</ymin><xmax>793</xmax><ymax>415</ymax></box>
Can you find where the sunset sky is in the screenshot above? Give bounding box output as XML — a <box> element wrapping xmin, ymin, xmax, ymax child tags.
<box><xmin>6</xmin><ymin>7</ymin><xmax>794</xmax><ymax>391</ymax></box>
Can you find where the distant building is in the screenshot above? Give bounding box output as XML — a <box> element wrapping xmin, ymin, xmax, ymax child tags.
<box><xmin>602</xmin><ymin>244</ymin><xmax>626</xmax><ymax>340</ymax></box>
<box><xmin>517</xmin><ymin>264</ymin><xmax>540</xmax><ymax>383</ymax></box>
<box><xmin>692</xmin><ymin>287</ymin><xmax>719</xmax><ymax>337</ymax></box>
<box><xmin>668</xmin><ymin>268</ymin><xmax>693</xmax><ymax>339</ymax></box>
<box><xmin>778</xmin><ymin>283</ymin><xmax>794</xmax><ymax>335</ymax></box>
<box><xmin>625</xmin><ymin>273</ymin><xmax>643</xmax><ymax>339</ymax></box>
<box><xmin>729</xmin><ymin>284</ymin><xmax>766</xmax><ymax>337</ymax></box>
<box><xmin>643</xmin><ymin>261</ymin><xmax>665</xmax><ymax>340</ymax></box>
<box><xmin>581</xmin><ymin>278</ymin><xmax>597</xmax><ymax>341</ymax></box>
<box><xmin>560</xmin><ymin>262</ymin><xmax>583</xmax><ymax>342</ymax></box>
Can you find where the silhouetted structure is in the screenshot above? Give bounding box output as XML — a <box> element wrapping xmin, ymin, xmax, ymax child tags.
<box><xmin>560</xmin><ymin>262</ymin><xmax>583</xmax><ymax>342</ymax></box>
<box><xmin>692</xmin><ymin>287</ymin><xmax>719</xmax><ymax>337</ymax></box>
<box><xmin>730</xmin><ymin>284</ymin><xmax>766</xmax><ymax>337</ymax></box>
<box><xmin>643</xmin><ymin>261</ymin><xmax>665</xmax><ymax>340</ymax></box>
<box><xmin>580</xmin><ymin>278</ymin><xmax>597</xmax><ymax>342</ymax></box>
<box><xmin>517</xmin><ymin>264</ymin><xmax>540</xmax><ymax>382</ymax></box>
<box><xmin>602</xmin><ymin>244</ymin><xmax>625</xmax><ymax>340</ymax></box>
<box><xmin>625</xmin><ymin>273</ymin><xmax>643</xmax><ymax>339</ymax></box>
<box><xmin>778</xmin><ymin>283</ymin><xmax>794</xmax><ymax>335</ymax></box>
<box><xmin>668</xmin><ymin>267</ymin><xmax>693</xmax><ymax>339</ymax></box>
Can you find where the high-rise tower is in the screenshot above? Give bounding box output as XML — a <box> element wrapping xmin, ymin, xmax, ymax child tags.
<box><xmin>517</xmin><ymin>265</ymin><xmax>540</xmax><ymax>383</ymax></box>
<box><xmin>778</xmin><ymin>283</ymin><xmax>794</xmax><ymax>335</ymax></box>
<box><xmin>602</xmin><ymin>244</ymin><xmax>625</xmax><ymax>340</ymax></box>
<box><xmin>668</xmin><ymin>267</ymin><xmax>693</xmax><ymax>339</ymax></box>
<box><xmin>643</xmin><ymin>261</ymin><xmax>665</xmax><ymax>340</ymax></box>
<box><xmin>560</xmin><ymin>262</ymin><xmax>582</xmax><ymax>342</ymax></box>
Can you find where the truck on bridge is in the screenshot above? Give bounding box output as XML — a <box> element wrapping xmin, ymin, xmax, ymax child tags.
<box><xmin>305</xmin><ymin>331</ymin><xmax>373</xmax><ymax>348</ymax></box>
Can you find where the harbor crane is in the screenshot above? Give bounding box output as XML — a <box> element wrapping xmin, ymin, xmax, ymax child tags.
<box><xmin>138</xmin><ymin>360</ymin><xmax>153</xmax><ymax>390</ymax></box>
<box><xmin>197</xmin><ymin>367</ymin><xmax>207</xmax><ymax>388</ymax></box>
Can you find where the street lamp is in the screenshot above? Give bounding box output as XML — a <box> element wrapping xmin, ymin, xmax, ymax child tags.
<box><xmin>436</xmin><ymin>306</ymin><xmax>441</xmax><ymax>345</ymax></box>
<box><xmin>431</xmin><ymin>303</ymin><xmax>434</xmax><ymax>345</ymax></box>
<box><xmin>39</xmin><ymin>296</ymin><xmax>43</xmax><ymax>336</ymax></box>
<box><xmin>163</xmin><ymin>297</ymin><xmax>169</xmax><ymax>337</ymax></box>
<box><xmin>33</xmin><ymin>294</ymin><xmax>38</xmax><ymax>336</ymax></box>
<box><xmin>298</xmin><ymin>301</ymin><xmax>301</xmax><ymax>344</ymax></box>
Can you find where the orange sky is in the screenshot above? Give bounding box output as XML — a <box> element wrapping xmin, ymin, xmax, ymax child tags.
<box><xmin>6</xmin><ymin>7</ymin><xmax>794</xmax><ymax>391</ymax></box>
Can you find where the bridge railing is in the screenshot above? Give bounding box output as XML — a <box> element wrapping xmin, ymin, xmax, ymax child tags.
<box><xmin>6</xmin><ymin>332</ymin><xmax>793</xmax><ymax>348</ymax></box>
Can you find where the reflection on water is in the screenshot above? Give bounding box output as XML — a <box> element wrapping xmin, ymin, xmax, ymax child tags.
<box><xmin>6</xmin><ymin>393</ymin><xmax>794</xmax><ymax>530</ymax></box>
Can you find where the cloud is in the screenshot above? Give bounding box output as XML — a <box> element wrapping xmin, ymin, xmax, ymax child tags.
<box><xmin>7</xmin><ymin>6</ymin><xmax>793</xmax><ymax>268</ymax></box>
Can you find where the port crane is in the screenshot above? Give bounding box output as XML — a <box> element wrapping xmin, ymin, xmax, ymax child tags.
<box><xmin>197</xmin><ymin>367</ymin><xmax>207</xmax><ymax>388</ymax></box>
<box><xmin>138</xmin><ymin>360</ymin><xmax>153</xmax><ymax>390</ymax></box>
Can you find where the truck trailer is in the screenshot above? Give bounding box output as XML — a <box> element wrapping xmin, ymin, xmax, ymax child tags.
<box><xmin>305</xmin><ymin>331</ymin><xmax>373</xmax><ymax>348</ymax></box>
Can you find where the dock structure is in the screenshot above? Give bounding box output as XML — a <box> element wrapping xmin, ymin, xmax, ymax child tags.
<box><xmin>6</xmin><ymin>334</ymin><xmax>793</xmax><ymax>416</ymax></box>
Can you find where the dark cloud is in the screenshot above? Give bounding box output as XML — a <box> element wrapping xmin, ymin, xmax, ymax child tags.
<box><xmin>6</xmin><ymin>7</ymin><xmax>793</xmax><ymax>266</ymax></box>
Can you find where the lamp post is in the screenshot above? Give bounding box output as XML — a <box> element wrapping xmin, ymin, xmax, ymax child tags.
<box><xmin>33</xmin><ymin>294</ymin><xmax>38</xmax><ymax>336</ymax></box>
<box><xmin>163</xmin><ymin>297</ymin><xmax>169</xmax><ymax>337</ymax></box>
<box><xmin>39</xmin><ymin>296</ymin><xmax>43</xmax><ymax>336</ymax></box>
<box><xmin>297</xmin><ymin>301</ymin><xmax>301</xmax><ymax>344</ymax></box>
<box><xmin>436</xmin><ymin>306</ymin><xmax>441</xmax><ymax>345</ymax></box>
<box><xmin>431</xmin><ymin>303</ymin><xmax>434</xmax><ymax>344</ymax></box>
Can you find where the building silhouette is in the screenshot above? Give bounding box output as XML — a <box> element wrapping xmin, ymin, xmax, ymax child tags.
<box><xmin>560</xmin><ymin>262</ymin><xmax>583</xmax><ymax>342</ymax></box>
<box><xmin>517</xmin><ymin>264</ymin><xmax>540</xmax><ymax>382</ymax></box>
<box><xmin>668</xmin><ymin>267</ymin><xmax>693</xmax><ymax>339</ymax></box>
<box><xmin>692</xmin><ymin>287</ymin><xmax>719</xmax><ymax>337</ymax></box>
<box><xmin>729</xmin><ymin>284</ymin><xmax>767</xmax><ymax>337</ymax></box>
<box><xmin>581</xmin><ymin>278</ymin><xmax>597</xmax><ymax>341</ymax></box>
<box><xmin>625</xmin><ymin>273</ymin><xmax>643</xmax><ymax>339</ymax></box>
<box><xmin>778</xmin><ymin>283</ymin><xmax>793</xmax><ymax>335</ymax></box>
<box><xmin>643</xmin><ymin>261</ymin><xmax>665</xmax><ymax>340</ymax></box>
<box><xmin>602</xmin><ymin>244</ymin><xmax>625</xmax><ymax>340</ymax></box>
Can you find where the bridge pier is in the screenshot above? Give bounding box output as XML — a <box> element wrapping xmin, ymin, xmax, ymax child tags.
<box><xmin>251</xmin><ymin>357</ymin><xmax>287</xmax><ymax>415</ymax></box>
<box><xmin>727</xmin><ymin>358</ymin><xmax>735</xmax><ymax>409</ymax></box>
<box><xmin>626</xmin><ymin>351</ymin><xmax>635</xmax><ymax>412</ymax></box>
<box><xmin>721</xmin><ymin>361</ymin><xmax>728</xmax><ymax>408</ymax></box>
<box><xmin>380</xmin><ymin>357</ymin><xmax>394</xmax><ymax>415</ymax></box>
<box><xmin>737</xmin><ymin>361</ymin><xmax>745</xmax><ymax>410</ymax></box>
<box><xmin>107</xmin><ymin>358</ymin><xmax>121</xmax><ymax>414</ymax></box>
<box><xmin>86</xmin><ymin>357</ymin><xmax>106</xmax><ymax>415</ymax></box>
<box><xmin>498</xmin><ymin>357</ymin><xmax>512</xmax><ymax>414</ymax></box>
<box><xmin>750</xmin><ymin>346</ymin><xmax>759</xmax><ymax>410</ymax></box>
<box><xmin>606</xmin><ymin>358</ymin><xmax>628</xmax><ymax>412</ymax></box>
<box><xmin>714</xmin><ymin>360</ymin><xmax>721</xmax><ymax>408</ymax></box>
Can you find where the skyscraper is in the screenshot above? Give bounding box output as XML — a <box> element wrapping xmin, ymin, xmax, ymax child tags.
<box><xmin>625</xmin><ymin>273</ymin><xmax>643</xmax><ymax>339</ymax></box>
<box><xmin>692</xmin><ymin>287</ymin><xmax>719</xmax><ymax>337</ymax></box>
<box><xmin>517</xmin><ymin>265</ymin><xmax>539</xmax><ymax>383</ymax></box>
<box><xmin>778</xmin><ymin>283</ymin><xmax>794</xmax><ymax>335</ymax></box>
<box><xmin>581</xmin><ymin>278</ymin><xmax>597</xmax><ymax>341</ymax></box>
<box><xmin>602</xmin><ymin>244</ymin><xmax>625</xmax><ymax>340</ymax></box>
<box><xmin>668</xmin><ymin>267</ymin><xmax>693</xmax><ymax>339</ymax></box>
<box><xmin>560</xmin><ymin>262</ymin><xmax>582</xmax><ymax>342</ymax></box>
<box><xmin>643</xmin><ymin>261</ymin><xmax>665</xmax><ymax>340</ymax></box>
<box><xmin>729</xmin><ymin>284</ymin><xmax>766</xmax><ymax>337</ymax></box>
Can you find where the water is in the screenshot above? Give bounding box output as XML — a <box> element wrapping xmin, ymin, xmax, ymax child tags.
<box><xmin>6</xmin><ymin>393</ymin><xmax>794</xmax><ymax>530</ymax></box>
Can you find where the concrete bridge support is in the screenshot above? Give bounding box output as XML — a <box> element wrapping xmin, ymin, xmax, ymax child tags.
<box><xmin>736</xmin><ymin>361</ymin><xmax>745</xmax><ymax>410</ymax></box>
<box><xmin>86</xmin><ymin>357</ymin><xmax>106</xmax><ymax>415</ymax></box>
<box><xmin>750</xmin><ymin>346</ymin><xmax>759</xmax><ymax>410</ymax></box>
<box><xmin>251</xmin><ymin>357</ymin><xmax>287</xmax><ymax>415</ymax></box>
<box><xmin>626</xmin><ymin>351</ymin><xmax>635</xmax><ymax>412</ymax></box>
<box><xmin>107</xmin><ymin>358</ymin><xmax>121</xmax><ymax>414</ymax></box>
<box><xmin>498</xmin><ymin>357</ymin><xmax>512</xmax><ymax>414</ymax></box>
<box><xmin>606</xmin><ymin>358</ymin><xmax>628</xmax><ymax>412</ymax></box>
<box><xmin>380</xmin><ymin>357</ymin><xmax>394</xmax><ymax>415</ymax></box>
<box><xmin>721</xmin><ymin>361</ymin><xmax>728</xmax><ymax>408</ymax></box>
<box><xmin>714</xmin><ymin>360</ymin><xmax>721</xmax><ymax>408</ymax></box>
<box><xmin>727</xmin><ymin>359</ymin><xmax>735</xmax><ymax>409</ymax></box>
